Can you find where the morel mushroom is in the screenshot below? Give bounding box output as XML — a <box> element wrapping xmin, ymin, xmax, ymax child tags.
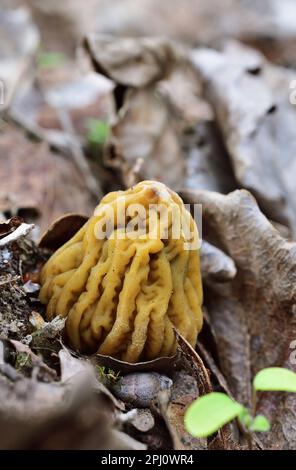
<box><xmin>39</xmin><ymin>181</ymin><xmax>203</xmax><ymax>362</ymax></box>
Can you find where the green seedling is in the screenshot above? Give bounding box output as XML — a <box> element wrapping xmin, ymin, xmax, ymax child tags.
<box><xmin>185</xmin><ymin>367</ymin><xmax>296</xmax><ymax>441</ymax></box>
<box><xmin>97</xmin><ymin>365</ymin><xmax>121</xmax><ymax>385</ymax></box>
<box><xmin>37</xmin><ymin>52</ymin><xmax>66</xmax><ymax>70</ymax></box>
<box><xmin>86</xmin><ymin>119</ymin><xmax>109</xmax><ymax>150</ymax></box>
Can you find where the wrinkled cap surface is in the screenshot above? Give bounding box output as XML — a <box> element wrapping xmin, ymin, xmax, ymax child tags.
<box><xmin>39</xmin><ymin>181</ymin><xmax>203</xmax><ymax>362</ymax></box>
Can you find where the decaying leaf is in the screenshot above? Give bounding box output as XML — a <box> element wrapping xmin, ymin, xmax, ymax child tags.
<box><xmin>9</xmin><ymin>72</ymin><xmax>111</xmax><ymax>199</ymax></box>
<box><xmin>166</xmin><ymin>371</ymin><xmax>207</xmax><ymax>450</ymax></box>
<box><xmin>93</xmin><ymin>353</ymin><xmax>177</xmax><ymax>375</ymax></box>
<box><xmin>0</xmin><ymin>123</ymin><xmax>95</xmax><ymax>232</ymax></box>
<box><xmin>181</xmin><ymin>187</ymin><xmax>296</xmax><ymax>449</ymax></box>
<box><xmin>181</xmin><ymin>121</ymin><xmax>238</xmax><ymax>194</ymax></box>
<box><xmin>0</xmin><ymin>346</ymin><xmax>145</xmax><ymax>450</ymax></box>
<box><xmin>84</xmin><ymin>34</ymin><xmax>240</xmax><ymax>197</ymax></box>
<box><xmin>106</xmin><ymin>87</ymin><xmax>186</xmax><ymax>188</ymax></box>
<box><xmin>175</xmin><ymin>329</ymin><xmax>212</xmax><ymax>395</ymax></box>
<box><xmin>191</xmin><ymin>41</ymin><xmax>296</xmax><ymax>235</ymax></box>
<box><xmin>39</xmin><ymin>213</ymin><xmax>88</xmax><ymax>250</ymax></box>
<box><xmin>94</xmin><ymin>0</ymin><xmax>296</xmax><ymax>65</ymax></box>
<box><xmin>84</xmin><ymin>35</ymin><xmax>209</xmax><ymax>189</ymax></box>
<box><xmin>84</xmin><ymin>35</ymin><xmax>180</xmax><ymax>87</ymax></box>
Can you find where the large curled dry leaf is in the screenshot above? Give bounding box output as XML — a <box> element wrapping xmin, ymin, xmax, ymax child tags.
<box><xmin>84</xmin><ymin>34</ymin><xmax>239</xmax><ymax>198</ymax></box>
<box><xmin>181</xmin><ymin>188</ymin><xmax>296</xmax><ymax>449</ymax></box>
<box><xmin>84</xmin><ymin>35</ymin><xmax>180</xmax><ymax>87</ymax></box>
<box><xmin>84</xmin><ymin>35</ymin><xmax>213</xmax><ymax>189</ymax></box>
<box><xmin>191</xmin><ymin>41</ymin><xmax>296</xmax><ymax>235</ymax></box>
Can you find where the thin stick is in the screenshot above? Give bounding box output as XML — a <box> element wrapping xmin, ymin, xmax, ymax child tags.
<box><xmin>0</xmin><ymin>275</ymin><xmax>21</xmax><ymax>288</ymax></box>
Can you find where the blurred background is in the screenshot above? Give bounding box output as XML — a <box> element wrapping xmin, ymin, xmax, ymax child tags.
<box><xmin>1</xmin><ymin>0</ymin><xmax>296</xmax><ymax>237</ymax></box>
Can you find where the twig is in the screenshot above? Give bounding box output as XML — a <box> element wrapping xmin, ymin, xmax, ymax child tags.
<box><xmin>0</xmin><ymin>275</ymin><xmax>21</xmax><ymax>288</ymax></box>
<box><xmin>0</xmin><ymin>222</ymin><xmax>34</xmax><ymax>247</ymax></box>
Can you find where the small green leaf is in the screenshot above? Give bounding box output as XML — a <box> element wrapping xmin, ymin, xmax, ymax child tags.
<box><xmin>253</xmin><ymin>367</ymin><xmax>296</xmax><ymax>393</ymax></box>
<box><xmin>184</xmin><ymin>392</ymin><xmax>244</xmax><ymax>438</ymax></box>
<box><xmin>86</xmin><ymin>119</ymin><xmax>109</xmax><ymax>147</ymax></box>
<box><xmin>249</xmin><ymin>415</ymin><xmax>270</xmax><ymax>432</ymax></box>
<box><xmin>37</xmin><ymin>52</ymin><xmax>66</xmax><ymax>69</ymax></box>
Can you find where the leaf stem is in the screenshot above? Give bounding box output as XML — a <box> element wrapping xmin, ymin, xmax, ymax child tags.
<box><xmin>252</xmin><ymin>388</ymin><xmax>257</xmax><ymax>416</ymax></box>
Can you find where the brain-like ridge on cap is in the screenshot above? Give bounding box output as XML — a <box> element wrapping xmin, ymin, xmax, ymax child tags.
<box><xmin>39</xmin><ymin>181</ymin><xmax>203</xmax><ymax>362</ymax></box>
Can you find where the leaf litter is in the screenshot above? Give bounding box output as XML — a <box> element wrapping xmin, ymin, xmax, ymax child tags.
<box><xmin>1</xmin><ymin>0</ymin><xmax>296</xmax><ymax>451</ymax></box>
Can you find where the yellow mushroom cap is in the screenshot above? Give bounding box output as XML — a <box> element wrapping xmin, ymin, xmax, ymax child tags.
<box><xmin>39</xmin><ymin>181</ymin><xmax>203</xmax><ymax>362</ymax></box>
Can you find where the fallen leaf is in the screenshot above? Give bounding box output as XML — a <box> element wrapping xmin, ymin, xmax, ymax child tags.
<box><xmin>39</xmin><ymin>213</ymin><xmax>88</xmax><ymax>250</ymax></box>
<box><xmin>175</xmin><ymin>329</ymin><xmax>212</xmax><ymax>395</ymax></box>
<box><xmin>84</xmin><ymin>35</ymin><xmax>180</xmax><ymax>87</ymax></box>
<box><xmin>0</xmin><ymin>354</ymin><xmax>143</xmax><ymax>449</ymax></box>
<box><xmin>85</xmin><ymin>35</ymin><xmax>189</xmax><ymax>188</ymax></box>
<box><xmin>181</xmin><ymin>187</ymin><xmax>296</xmax><ymax>449</ymax></box>
<box><xmin>0</xmin><ymin>123</ymin><xmax>95</xmax><ymax>232</ymax></box>
<box><xmin>92</xmin><ymin>353</ymin><xmax>177</xmax><ymax>375</ymax></box>
<box><xmin>191</xmin><ymin>42</ymin><xmax>296</xmax><ymax>235</ymax></box>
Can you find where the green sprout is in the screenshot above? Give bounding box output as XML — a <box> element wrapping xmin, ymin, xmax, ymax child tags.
<box><xmin>15</xmin><ymin>352</ymin><xmax>32</xmax><ymax>374</ymax></box>
<box><xmin>97</xmin><ymin>365</ymin><xmax>121</xmax><ymax>385</ymax></box>
<box><xmin>86</xmin><ymin>119</ymin><xmax>109</xmax><ymax>150</ymax></box>
<box><xmin>37</xmin><ymin>52</ymin><xmax>66</xmax><ymax>70</ymax></box>
<box><xmin>184</xmin><ymin>367</ymin><xmax>296</xmax><ymax>441</ymax></box>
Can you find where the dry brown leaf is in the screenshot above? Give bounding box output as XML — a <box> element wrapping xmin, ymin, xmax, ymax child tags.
<box><xmin>107</xmin><ymin>87</ymin><xmax>186</xmax><ymax>188</ymax></box>
<box><xmin>181</xmin><ymin>121</ymin><xmax>238</xmax><ymax>194</ymax></box>
<box><xmin>0</xmin><ymin>338</ymin><xmax>144</xmax><ymax>449</ymax></box>
<box><xmin>85</xmin><ymin>35</ymin><xmax>212</xmax><ymax>189</ymax></box>
<box><xmin>181</xmin><ymin>187</ymin><xmax>296</xmax><ymax>449</ymax></box>
<box><xmin>39</xmin><ymin>213</ymin><xmax>88</xmax><ymax>250</ymax></box>
<box><xmin>93</xmin><ymin>353</ymin><xmax>177</xmax><ymax>375</ymax></box>
<box><xmin>191</xmin><ymin>42</ymin><xmax>296</xmax><ymax>235</ymax></box>
<box><xmin>84</xmin><ymin>35</ymin><xmax>180</xmax><ymax>87</ymax></box>
<box><xmin>0</xmin><ymin>351</ymin><xmax>144</xmax><ymax>450</ymax></box>
<box><xmin>0</xmin><ymin>123</ymin><xmax>95</xmax><ymax>232</ymax></box>
<box><xmin>85</xmin><ymin>35</ymin><xmax>239</xmax><ymax>194</ymax></box>
<box><xmin>175</xmin><ymin>329</ymin><xmax>212</xmax><ymax>395</ymax></box>
<box><xmin>164</xmin><ymin>370</ymin><xmax>207</xmax><ymax>450</ymax></box>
